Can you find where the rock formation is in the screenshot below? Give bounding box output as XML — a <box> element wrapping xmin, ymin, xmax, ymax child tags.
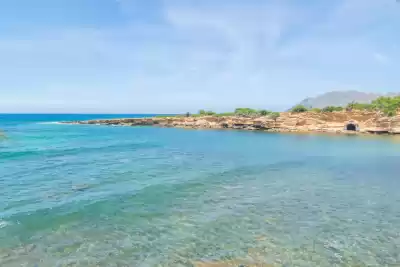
<box><xmin>63</xmin><ymin>111</ymin><xmax>400</xmax><ymax>135</ymax></box>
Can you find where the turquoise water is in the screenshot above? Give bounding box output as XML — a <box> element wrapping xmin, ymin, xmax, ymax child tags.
<box><xmin>1</xmin><ymin>114</ymin><xmax>400</xmax><ymax>267</ymax></box>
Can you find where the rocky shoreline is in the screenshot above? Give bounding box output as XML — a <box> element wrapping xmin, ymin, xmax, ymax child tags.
<box><xmin>62</xmin><ymin>111</ymin><xmax>400</xmax><ymax>135</ymax></box>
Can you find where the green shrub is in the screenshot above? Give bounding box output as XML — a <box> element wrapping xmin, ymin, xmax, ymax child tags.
<box><xmin>321</xmin><ymin>106</ymin><xmax>343</xmax><ymax>112</ymax></box>
<box><xmin>198</xmin><ymin>110</ymin><xmax>216</xmax><ymax>116</ymax></box>
<box><xmin>269</xmin><ymin>112</ymin><xmax>280</xmax><ymax>121</ymax></box>
<box><xmin>259</xmin><ymin>110</ymin><xmax>271</xmax><ymax>116</ymax></box>
<box><xmin>346</xmin><ymin>102</ymin><xmax>374</xmax><ymax>111</ymax></box>
<box><xmin>291</xmin><ymin>105</ymin><xmax>308</xmax><ymax>113</ymax></box>
<box><xmin>386</xmin><ymin>110</ymin><xmax>397</xmax><ymax>117</ymax></box>
<box><xmin>310</xmin><ymin>108</ymin><xmax>321</xmax><ymax>113</ymax></box>
<box><xmin>234</xmin><ymin>108</ymin><xmax>259</xmax><ymax>117</ymax></box>
<box><xmin>371</xmin><ymin>96</ymin><xmax>400</xmax><ymax>116</ymax></box>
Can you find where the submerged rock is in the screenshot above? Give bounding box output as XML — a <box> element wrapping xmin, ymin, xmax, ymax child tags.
<box><xmin>193</xmin><ymin>260</ymin><xmax>274</xmax><ymax>267</ymax></box>
<box><xmin>72</xmin><ymin>184</ymin><xmax>91</xmax><ymax>192</ymax></box>
<box><xmin>0</xmin><ymin>130</ymin><xmax>7</xmax><ymax>139</ymax></box>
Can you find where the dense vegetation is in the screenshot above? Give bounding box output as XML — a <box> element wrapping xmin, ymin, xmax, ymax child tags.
<box><xmin>371</xmin><ymin>97</ymin><xmax>400</xmax><ymax>116</ymax></box>
<box><xmin>158</xmin><ymin>96</ymin><xmax>400</xmax><ymax>118</ymax></box>
<box><xmin>347</xmin><ymin>96</ymin><xmax>400</xmax><ymax>116</ymax></box>
<box><xmin>292</xmin><ymin>104</ymin><xmax>344</xmax><ymax>113</ymax></box>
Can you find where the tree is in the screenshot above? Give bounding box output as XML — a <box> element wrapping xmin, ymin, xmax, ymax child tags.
<box><xmin>199</xmin><ymin>110</ymin><xmax>206</xmax><ymax>115</ymax></box>
<box><xmin>291</xmin><ymin>105</ymin><xmax>308</xmax><ymax>113</ymax></box>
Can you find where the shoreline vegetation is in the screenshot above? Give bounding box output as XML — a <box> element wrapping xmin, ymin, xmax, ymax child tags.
<box><xmin>62</xmin><ymin>96</ymin><xmax>400</xmax><ymax>135</ymax></box>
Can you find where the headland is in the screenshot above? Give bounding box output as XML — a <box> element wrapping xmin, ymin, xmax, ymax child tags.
<box><xmin>62</xmin><ymin>111</ymin><xmax>400</xmax><ymax>135</ymax></box>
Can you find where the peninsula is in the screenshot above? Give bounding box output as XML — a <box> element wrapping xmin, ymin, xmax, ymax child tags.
<box><xmin>63</xmin><ymin>110</ymin><xmax>400</xmax><ymax>135</ymax></box>
<box><xmin>62</xmin><ymin>96</ymin><xmax>400</xmax><ymax>135</ymax></box>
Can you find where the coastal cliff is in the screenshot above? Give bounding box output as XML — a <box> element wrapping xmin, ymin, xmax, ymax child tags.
<box><xmin>63</xmin><ymin>111</ymin><xmax>400</xmax><ymax>135</ymax></box>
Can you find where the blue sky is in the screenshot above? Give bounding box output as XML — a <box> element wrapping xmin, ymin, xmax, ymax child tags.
<box><xmin>0</xmin><ymin>0</ymin><xmax>399</xmax><ymax>113</ymax></box>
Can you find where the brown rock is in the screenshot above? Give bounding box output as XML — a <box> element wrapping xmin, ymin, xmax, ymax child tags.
<box><xmin>60</xmin><ymin>111</ymin><xmax>400</xmax><ymax>135</ymax></box>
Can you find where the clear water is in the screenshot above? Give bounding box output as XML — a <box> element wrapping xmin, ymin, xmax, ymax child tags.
<box><xmin>1</xmin><ymin>114</ymin><xmax>400</xmax><ymax>267</ymax></box>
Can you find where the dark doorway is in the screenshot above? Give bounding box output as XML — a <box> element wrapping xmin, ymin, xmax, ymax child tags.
<box><xmin>346</xmin><ymin>123</ymin><xmax>357</xmax><ymax>131</ymax></box>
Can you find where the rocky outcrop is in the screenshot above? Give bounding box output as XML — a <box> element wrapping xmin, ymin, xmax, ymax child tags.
<box><xmin>62</xmin><ymin>111</ymin><xmax>400</xmax><ymax>135</ymax></box>
<box><xmin>389</xmin><ymin>116</ymin><xmax>400</xmax><ymax>134</ymax></box>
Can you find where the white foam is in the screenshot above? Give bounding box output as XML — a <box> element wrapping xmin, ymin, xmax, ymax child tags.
<box><xmin>0</xmin><ymin>220</ymin><xmax>10</xmax><ymax>229</ymax></box>
<box><xmin>36</xmin><ymin>122</ymin><xmax>60</xmax><ymax>125</ymax></box>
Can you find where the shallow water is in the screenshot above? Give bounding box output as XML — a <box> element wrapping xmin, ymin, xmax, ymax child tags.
<box><xmin>1</xmin><ymin>114</ymin><xmax>400</xmax><ymax>267</ymax></box>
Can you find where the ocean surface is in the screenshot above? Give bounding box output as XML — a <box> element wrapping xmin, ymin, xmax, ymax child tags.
<box><xmin>1</xmin><ymin>114</ymin><xmax>400</xmax><ymax>267</ymax></box>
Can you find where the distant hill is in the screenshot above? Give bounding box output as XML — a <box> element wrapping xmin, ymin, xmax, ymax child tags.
<box><xmin>295</xmin><ymin>90</ymin><xmax>399</xmax><ymax>109</ymax></box>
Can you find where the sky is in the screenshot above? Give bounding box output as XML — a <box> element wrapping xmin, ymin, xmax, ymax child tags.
<box><xmin>0</xmin><ymin>0</ymin><xmax>399</xmax><ymax>113</ymax></box>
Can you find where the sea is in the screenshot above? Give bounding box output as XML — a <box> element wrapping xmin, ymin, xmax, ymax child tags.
<box><xmin>1</xmin><ymin>114</ymin><xmax>400</xmax><ymax>267</ymax></box>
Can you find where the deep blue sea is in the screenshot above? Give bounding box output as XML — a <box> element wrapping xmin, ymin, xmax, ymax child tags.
<box><xmin>1</xmin><ymin>114</ymin><xmax>400</xmax><ymax>267</ymax></box>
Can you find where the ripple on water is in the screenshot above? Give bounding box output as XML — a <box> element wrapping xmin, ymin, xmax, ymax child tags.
<box><xmin>1</xmin><ymin>119</ymin><xmax>400</xmax><ymax>266</ymax></box>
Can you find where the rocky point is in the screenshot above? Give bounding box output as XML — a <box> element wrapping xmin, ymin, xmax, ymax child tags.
<box><xmin>63</xmin><ymin>111</ymin><xmax>400</xmax><ymax>135</ymax></box>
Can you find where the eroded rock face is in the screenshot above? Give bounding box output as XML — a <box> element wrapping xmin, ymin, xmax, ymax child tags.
<box><xmin>61</xmin><ymin>111</ymin><xmax>400</xmax><ymax>135</ymax></box>
<box><xmin>389</xmin><ymin>116</ymin><xmax>400</xmax><ymax>134</ymax></box>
